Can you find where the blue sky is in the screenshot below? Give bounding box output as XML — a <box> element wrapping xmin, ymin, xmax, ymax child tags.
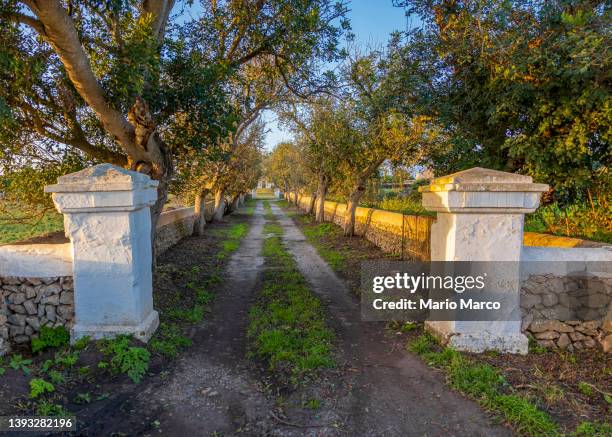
<box><xmin>261</xmin><ymin>0</ymin><xmax>411</xmax><ymax>151</ymax></box>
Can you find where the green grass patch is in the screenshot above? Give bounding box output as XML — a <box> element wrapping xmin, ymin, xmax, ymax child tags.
<box><xmin>248</xmin><ymin>221</ymin><xmax>335</xmax><ymax>383</ymax></box>
<box><xmin>525</xmin><ymin>197</ymin><xmax>611</xmax><ymax>244</ymax></box>
<box><xmin>263</xmin><ymin>223</ymin><xmax>283</xmax><ymax>235</ymax></box>
<box><xmin>227</xmin><ymin>223</ymin><xmax>248</xmax><ymax>239</ymax></box>
<box><xmin>0</xmin><ymin>201</ymin><xmax>64</xmax><ymax>245</ymax></box>
<box><xmin>302</xmin><ymin>223</ymin><xmax>335</xmax><ymax>239</ymax></box>
<box><xmin>573</xmin><ymin>421</ymin><xmax>612</xmax><ymax>437</ymax></box>
<box><xmin>216</xmin><ymin>222</ymin><xmax>250</xmax><ymax>260</ymax></box>
<box><xmin>149</xmin><ymin>323</ymin><xmax>193</xmax><ymax>359</ymax></box>
<box><xmin>99</xmin><ymin>336</ymin><xmax>150</xmax><ymax>384</ymax></box>
<box><xmin>408</xmin><ymin>334</ymin><xmax>560</xmax><ymax>436</ymax></box>
<box><xmin>300</xmin><ymin>223</ymin><xmax>345</xmax><ymax>271</ymax></box>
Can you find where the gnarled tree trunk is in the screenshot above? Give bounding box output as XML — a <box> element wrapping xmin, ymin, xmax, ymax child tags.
<box><xmin>315</xmin><ymin>174</ymin><xmax>328</xmax><ymax>223</ymax></box>
<box><xmin>213</xmin><ymin>188</ymin><xmax>226</xmax><ymax>222</ymax></box>
<box><xmin>307</xmin><ymin>192</ymin><xmax>317</xmax><ymax>214</ymax></box>
<box><xmin>293</xmin><ymin>190</ymin><xmax>300</xmax><ymax>206</ymax></box>
<box><xmin>193</xmin><ymin>188</ymin><xmax>209</xmax><ymax>236</ymax></box>
<box><xmin>21</xmin><ymin>1</ymin><xmax>175</xmax><ymax>264</ymax></box>
<box><xmin>343</xmin><ymin>177</ymin><xmax>367</xmax><ymax>237</ymax></box>
<box><xmin>229</xmin><ymin>194</ymin><xmax>240</xmax><ymax>212</ymax></box>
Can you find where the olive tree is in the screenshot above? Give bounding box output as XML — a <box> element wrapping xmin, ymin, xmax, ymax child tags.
<box><xmin>0</xmin><ymin>0</ymin><xmax>349</xmax><ymax>238</ymax></box>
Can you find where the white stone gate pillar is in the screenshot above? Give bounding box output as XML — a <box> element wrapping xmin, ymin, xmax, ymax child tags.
<box><xmin>45</xmin><ymin>164</ymin><xmax>159</xmax><ymax>342</ymax></box>
<box><xmin>420</xmin><ymin>167</ymin><xmax>548</xmax><ymax>354</ymax></box>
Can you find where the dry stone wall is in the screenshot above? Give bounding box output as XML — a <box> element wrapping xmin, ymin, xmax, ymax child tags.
<box><xmin>155</xmin><ymin>214</ymin><xmax>195</xmax><ymax>255</ymax></box>
<box><xmin>521</xmin><ymin>274</ymin><xmax>611</xmax><ymax>352</ymax></box>
<box><xmin>0</xmin><ymin>275</ymin><xmax>74</xmax><ymax>355</ymax></box>
<box><xmin>295</xmin><ymin>194</ymin><xmax>611</xmax><ymax>353</ymax></box>
<box><xmin>298</xmin><ymin>196</ymin><xmax>433</xmax><ymax>261</ymax></box>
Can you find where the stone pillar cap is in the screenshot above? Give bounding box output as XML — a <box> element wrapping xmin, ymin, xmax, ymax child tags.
<box><xmin>45</xmin><ymin>163</ymin><xmax>158</xmax><ymax>193</ymax></box>
<box><xmin>419</xmin><ymin>167</ymin><xmax>548</xmax><ymax>193</ymax></box>
<box><xmin>45</xmin><ymin>164</ymin><xmax>158</xmax><ymax>213</ymax></box>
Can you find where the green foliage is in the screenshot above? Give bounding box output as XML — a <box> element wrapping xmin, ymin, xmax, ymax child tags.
<box><xmin>36</xmin><ymin>401</ymin><xmax>68</xmax><ymax>417</ymax></box>
<box><xmin>263</xmin><ymin>223</ymin><xmax>283</xmax><ymax>236</ymax></box>
<box><xmin>72</xmin><ymin>336</ymin><xmax>91</xmax><ymax>351</ymax></box>
<box><xmin>31</xmin><ymin>326</ymin><xmax>70</xmax><ymax>353</ymax></box>
<box><xmin>301</xmin><ymin>223</ymin><xmax>345</xmax><ymax>270</ymax></box>
<box><xmin>370</xmin><ymin>196</ymin><xmax>434</xmax><ymax>217</ymax></box>
<box><xmin>248</xmin><ymin>225</ymin><xmax>335</xmax><ymax>380</ymax></box>
<box><xmin>48</xmin><ymin>370</ymin><xmax>64</xmax><ymax>385</ymax></box>
<box><xmin>9</xmin><ymin>354</ymin><xmax>32</xmax><ymax>375</ymax></box>
<box><xmin>167</xmin><ymin>304</ymin><xmax>205</xmax><ymax>323</ymax></box>
<box><xmin>528</xmin><ymin>335</ymin><xmax>549</xmax><ymax>354</ymax></box>
<box><xmin>400</xmin><ymin>0</ymin><xmax>610</xmax><ymax>197</ymax></box>
<box><xmin>304</xmin><ymin>398</ymin><xmax>322</xmax><ymax>410</ymax></box>
<box><xmin>0</xmin><ymin>202</ymin><xmax>64</xmax><ymax>245</ymax></box>
<box><xmin>492</xmin><ymin>395</ymin><xmax>559</xmax><ymax>437</ymax></box>
<box><xmin>150</xmin><ymin>323</ymin><xmax>193</xmax><ymax>359</ymax></box>
<box><xmin>100</xmin><ymin>336</ymin><xmax>150</xmax><ymax>384</ymax></box>
<box><xmin>573</xmin><ymin>421</ymin><xmax>612</xmax><ymax>437</ymax></box>
<box><xmin>577</xmin><ymin>382</ymin><xmax>594</xmax><ymax>397</ymax></box>
<box><xmin>407</xmin><ymin>332</ymin><xmax>437</xmax><ymax>355</ymax></box>
<box><xmin>217</xmin><ymin>222</ymin><xmax>250</xmax><ymax>260</ymax></box>
<box><xmin>408</xmin><ymin>334</ymin><xmax>559</xmax><ymax>436</ymax></box>
<box><xmin>53</xmin><ymin>351</ymin><xmax>79</xmax><ymax>369</ymax></box>
<box><xmin>29</xmin><ymin>378</ymin><xmax>54</xmax><ymax>399</ymax></box>
<box><xmin>525</xmin><ymin>196</ymin><xmax>611</xmax><ymax>243</ymax></box>
<box><xmin>74</xmin><ymin>392</ymin><xmax>92</xmax><ymax>405</ymax></box>
<box><xmin>227</xmin><ymin>223</ymin><xmax>248</xmax><ymax>240</ymax></box>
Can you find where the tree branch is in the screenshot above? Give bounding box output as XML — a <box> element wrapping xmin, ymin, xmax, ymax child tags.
<box><xmin>24</xmin><ymin>0</ymin><xmax>145</xmax><ymax>161</ymax></box>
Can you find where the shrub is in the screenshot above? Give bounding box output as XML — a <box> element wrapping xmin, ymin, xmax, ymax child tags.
<box><xmin>100</xmin><ymin>336</ymin><xmax>150</xmax><ymax>383</ymax></box>
<box><xmin>29</xmin><ymin>378</ymin><xmax>54</xmax><ymax>398</ymax></box>
<box><xmin>31</xmin><ymin>326</ymin><xmax>70</xmax><ymax>353</ymax></box>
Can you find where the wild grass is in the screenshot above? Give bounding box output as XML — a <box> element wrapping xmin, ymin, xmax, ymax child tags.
<box><xmin>301</xmin><ymin>223</ymin><xmax>345</xmax><ymax>271</ymax></box>
<box><xmin>217</xmin><ymin>222</ymin><xmax>248</xmax><ymax>260</ymax></box>
<box><xmin>0</xmin><ymin>201</ymin><xmax>63</xmax><ymax>244</ymax></box>
<box><xmin>407</xmin><ymin>333</ymin><xmax>560</xmax><ymax>436</ymax></box>
<box><xmin>525</xmin><ymin>197</ymin><xmax>611</xmax><ymax>243</ymax></box>
<box><xmin>369</xmin><ymin>197</ymin><xmax>434</xmax><ymax>217</ymax></box>
<box><xmin>248</xmin><ymin>218</ymin><xmax>334</xmax><ymax>383</ymax></box>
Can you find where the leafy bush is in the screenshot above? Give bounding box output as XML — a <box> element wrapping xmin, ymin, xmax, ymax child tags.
<box><xmin>100</xmin><ymin>336</ymin><xmax>150</xmax><ymax>383</ymax></box>
<box><xmin>9</xmin><ymin>354</ymin><xmax>32</xmax><ymax>374</ymax></box>
<box><xmin>31</xmin><ymin>326</ymin><xmax>70</xmax><ymax>353</ymax></box>
<box><xmin>525</xmin><ymin>196</ymin><xmax>611</xmax><ymax>243</ymax></box>
<box><xmin>29</xmin><ymin>378</ymin><xmax>54</xmax><ymax>398</ymax></box>
<box><xmin>373</xmin><ymin>197</ymin><xmax>433</xmax><ymax>217</ymax></box>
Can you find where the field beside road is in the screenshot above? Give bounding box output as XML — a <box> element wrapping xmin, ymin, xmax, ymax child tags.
<box><xmin>0</xmin><ymin>201</ymin><xmax>64</xmax><ymax>245</ymax></box>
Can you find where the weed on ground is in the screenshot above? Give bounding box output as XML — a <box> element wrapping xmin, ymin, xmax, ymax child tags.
<box><xmin>248</xmin><ymin>210</ymin><xmax>335</xmax><ymax>386</ymax></box>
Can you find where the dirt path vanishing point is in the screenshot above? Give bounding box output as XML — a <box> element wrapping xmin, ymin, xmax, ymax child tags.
<box><xmin>124</xmin><ymin>201</ymin><xmax>511</xmax><ymax>436</ymax></box>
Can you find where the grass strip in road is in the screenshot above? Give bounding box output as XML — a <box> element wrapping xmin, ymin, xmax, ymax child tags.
<box><xmin>278</xmin><ymin>205</ymin><xmax>345</xmax><ymax>271</ymax></box>
<box><xmin>408</xmin><ymin>333</ymin><xmax>561</xmax><ymax>437</ymax></box>
<box><xmin>248</xmin><ymin>215</ymin><xmax>335</xmax><ymax>384</ymax></box>
<box><xmin>300</xmin><ymin>223</ymin><xmax>345</xmax><ymax>270</ymax></box>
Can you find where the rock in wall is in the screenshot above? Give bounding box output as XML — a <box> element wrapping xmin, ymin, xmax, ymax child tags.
<box><xmin>0</xmin><ymin>276</ymin><xmax>74</xmax><ymax>355</ymax></box>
